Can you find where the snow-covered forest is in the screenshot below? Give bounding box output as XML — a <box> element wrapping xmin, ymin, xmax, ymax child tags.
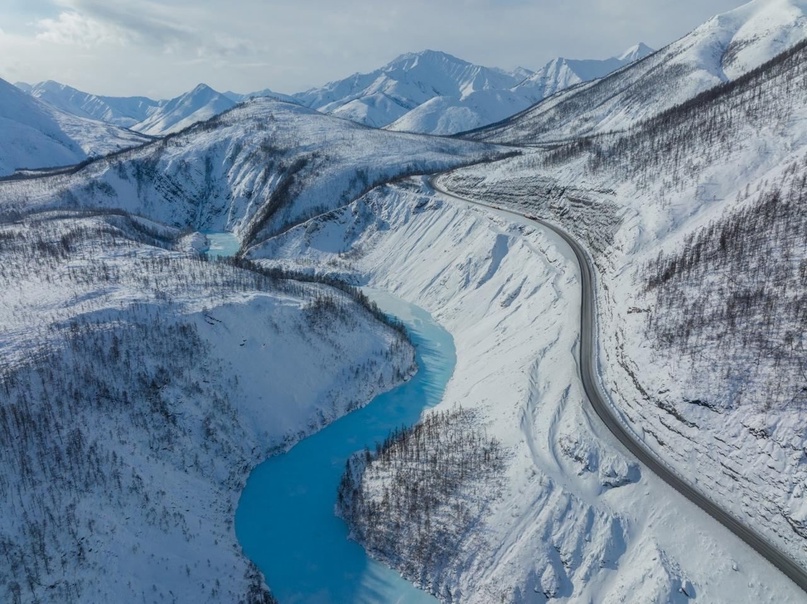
<box><xmin>3</xmin><ymin>0</ymin><xmax>807</xmax><ymax>601</ymax></box>
<box><xmin>0</xmin><ymin>211</ymin><xmax>415</xmax><ymax>603</ymax></box>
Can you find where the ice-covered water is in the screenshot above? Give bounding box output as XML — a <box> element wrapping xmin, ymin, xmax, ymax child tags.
<box><xmin>204</xmin><ymin>232</ymin><xmax>240</xmax><ymax>259</ymax></box>
<box><xmin>235</xmin><ymin>290</ymin><xmax>454</xmax><ymax>603</ymax></box>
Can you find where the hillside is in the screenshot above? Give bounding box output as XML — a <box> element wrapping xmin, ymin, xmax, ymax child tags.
<box><xmin>0</xmin><ymin>99</ymin><xmax>504</xmax><ymax>247</ymax></box>
<box><xmin>0</xmin><ymin>210</ymin><xmax>415</xmax><ymax>602</ymax></box>
<box><xmin>438</xmin><ymin>23</ymin><xmax>807</xmax><ymax>579</ymax></box>
<box><xmin>243</xmin><ymin>170</ymin><xmax>804</xmax><ymax>601</ymax></box>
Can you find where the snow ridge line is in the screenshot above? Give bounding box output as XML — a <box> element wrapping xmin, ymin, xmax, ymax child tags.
<box><xmin>430</xmin><ymin>175</ymin><xmax>807</xmax><ymax>594</ymax></box>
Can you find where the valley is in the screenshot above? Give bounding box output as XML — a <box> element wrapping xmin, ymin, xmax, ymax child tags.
<box><xmin>1</xmin><ymin>0</ymin><xmax>806</xmax><ymax>602</ymax></box>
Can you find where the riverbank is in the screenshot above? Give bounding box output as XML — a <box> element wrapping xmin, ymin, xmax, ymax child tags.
<box><xmin>236</xmin><ymin>291</ymin><xmax>454</xmax><ymax>603</ymax></box>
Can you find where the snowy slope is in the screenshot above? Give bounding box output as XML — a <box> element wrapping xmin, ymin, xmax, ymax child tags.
<box><xmin>474</xmin><ymin>0</ymin><xmax>807</xmax><ymax>143</ymax></box>
<box><xmin>0</xmin><ymin>99</ymin><xmax>503</xmax><ymax>244</ymax></box>
<box><xmin>439</xmin><ymin>23</ymin><xmax>807</xmax><ymax>585</ymax></box>
<box><xmin>27</xmin><ymin>80</ymin><xmax>163</xmax><ymax>129</ymax></box>
<box><xmin>0</xmin><ymin>77</ymin><xmax>150</xmax><ymax>177</ymax></box>
<box><xmin>132</xmin><ymin>83</ymin><xmax>237</xmax><ymax>135</ymax></box>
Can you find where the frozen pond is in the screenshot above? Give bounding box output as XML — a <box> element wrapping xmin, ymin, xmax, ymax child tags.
<box><xmin>235</xmin><ymin>290</ymin><xmax>454</xmax><ymax>603</ymax></box>
<box><xmin>204</xmin><ymin>232</ymin><xmax>241</xmax><ymax>259</ymax></box>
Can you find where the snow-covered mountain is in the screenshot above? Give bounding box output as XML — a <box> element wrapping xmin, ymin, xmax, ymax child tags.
<box><xmin>0</xmin><ymin>77</ymin><xmax>150</xmax><ymax>177</ymax></box>
<box><xmin>21</xmin><ymin>81</ymin><xmax>295</xmax><ymax>136</ymax></box>
<box><xmin>0</xmin><ymin>99</ymin><xmax>503</xmax><ymax>240</ymax></box>
<box><xmin>18</xmin><ymin>47</ymin><xmax>652</xmax><ymax>140</ymax></box>
<box><xmin>473</xmin><ymin>0</ymin><xmax>807</xmax><ymax>143</ymax></box>
<box><xmin>132</xmin><ymin>83</ymin><xmax>238</xmax><ymax>136</ymax></box>
<box><xmin>386</xmin><ymin>44</ymin><xmax>654</xmax><ymax>136</ymax></box>
<box><xmin>511</xmin><ymin>42</ymin><xmax>654</xmax><ymax>103</ymax></box>
<box><xmin>292</xmin><ymin>50</ymin><xmax>517</xmax><ymax>128</ymax></box>
<box><xmin>26</xmin><ymin>80</ymin><xmax>163</xmax><ymax>129</ymax></box>
<box><xmin>296</xmin><ymin>47</ymin><xmax>652</xmax><ymax>135</ymax></box>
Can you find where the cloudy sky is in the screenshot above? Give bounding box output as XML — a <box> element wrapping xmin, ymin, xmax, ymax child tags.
<box><xmin>0</xmin><ymin>0</ymin><xmax>743</xmax><ymax>98</ymax></box>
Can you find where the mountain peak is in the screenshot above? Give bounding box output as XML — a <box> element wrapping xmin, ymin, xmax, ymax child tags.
<box><xmin>618</xmin><ymin>42</ymin><xmax>654</xmax><ymax>62</ymax></box>
<box><xmin>134</xmin><ymin>83</ymin><xmax>235</xmax><ymax>135</ymax></box>
<box><xmin>384</xmin><ymin>49</ymin><xmax>472</xmax><ymax>72</ymax></box>
<box><xmin>394</xmin><ymin>49</ymin><xmax>465</xmax><ymax>62</ymax></box>
<box><xmin>189</xmin><ymin>83</ymin><xmax>217</xmax><ymax>96</ymax></box>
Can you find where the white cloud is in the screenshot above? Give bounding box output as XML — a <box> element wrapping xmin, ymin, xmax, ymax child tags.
<box><xmin>36</xmin><ymin>11</ymin><xmax>126</xmax><ymax>47</ymax></box>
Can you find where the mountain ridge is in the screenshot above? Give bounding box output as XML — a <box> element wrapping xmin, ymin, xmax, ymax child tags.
<box><xmin>18</xmin><ymin>45</ymin><xmax>653</xmax><ymax>139</ymax></box>
<box><xmin>298</xmin><ymin>46</ymin><xmax>654</xmax><ymax>134</ymax></box>
<box><xmin>471</xmin><ymin>0</ymin><xmax>807</xmax><ymax>143</ymax></box>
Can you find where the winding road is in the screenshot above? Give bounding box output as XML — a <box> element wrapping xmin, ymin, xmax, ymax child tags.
<box><xmin>430</xmin><ymin>176</ymin><xmax>807</xmax><ymax>594</ymax></box>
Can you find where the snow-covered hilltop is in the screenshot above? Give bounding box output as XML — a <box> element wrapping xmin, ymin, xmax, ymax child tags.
<box><xmin>0</xmin><ymin>99</ymin><xmax>504</xmax><ymax>243</ymax></box>
<box><xmin>473</xmin><ymin>0</ymin><xmax>807</xmax><ymax>143</ymax></box>
<box><xmin>0</xmin><ymin>78</ymin><xmax>150</xmax><ymax>177</ymax></box>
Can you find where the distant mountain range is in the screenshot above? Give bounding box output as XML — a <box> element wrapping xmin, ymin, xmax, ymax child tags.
<box><xmin>26</xmin><ymin>80</ymin><xmax>163</xmax><ymax>129</ymax></box>
<box><xmin>0</xmin><ymin>78</ymin><xmax>150</xmax><ymax>178</ymax></box>
<box><xmin>10</xmin><ymin>0</ymin><xmax>804</xmax><ymax>179</ymax></box>
<box><xmin>13</xmin><ymin>44</ymin><xmax>654</xmax><ymax>144</ymax></box>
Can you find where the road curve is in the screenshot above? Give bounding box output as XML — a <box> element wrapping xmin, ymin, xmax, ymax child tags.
<box><xmin>430</xmin><ymin>176</ymin><xmax>807</xmax><ymax>594</ymax></box>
